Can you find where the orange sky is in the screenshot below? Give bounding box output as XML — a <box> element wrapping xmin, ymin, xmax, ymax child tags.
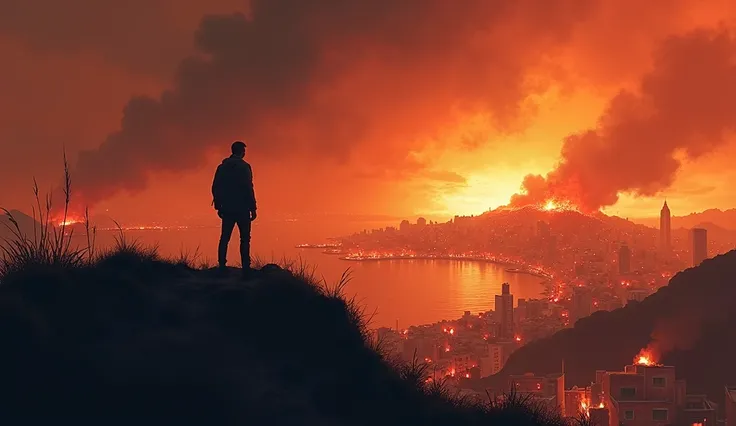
<box><xmin>1</xmin><ymin>0</ymin><xmax>735</xmax><ymax>224</ymax></box>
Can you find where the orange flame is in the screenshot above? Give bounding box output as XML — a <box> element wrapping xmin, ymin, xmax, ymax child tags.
<box><xmin>52</xmin><ymin>212</ymin><xmax>84</xmax><ymax>227</ymax></box>
<box><xmin>542</xmin><ymin>200</ymin><xmax>558</xmax><ymax>211</ymax></box>
<box><xmin>538</xmin><ymin>198</ymin><xmax>580</xmax><ymax>213</ymax></box>
<box><xmin>580</xmin><ymin>398</ymin><xmax>590</xmax><ymax>417</ymax></box>
<box><xmin>634</xmin><ymin>348</ymin><xmax>657</xmax><ymax>366</ymax></box>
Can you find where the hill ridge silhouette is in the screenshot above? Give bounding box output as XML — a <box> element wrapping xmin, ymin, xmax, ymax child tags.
<box><xmin>0</xmin><ymin>244</ymin><xmax>578</xmax><ymax>426</ymax></box>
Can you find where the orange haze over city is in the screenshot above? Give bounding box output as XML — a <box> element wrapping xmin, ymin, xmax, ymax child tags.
<box><xmin>1</xmin><ymin>0</ymin><xmax>735</xmax><ymax>225</ymax></box>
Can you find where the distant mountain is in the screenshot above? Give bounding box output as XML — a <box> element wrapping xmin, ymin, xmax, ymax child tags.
<box><xmin>480</xmin><ymin>206</ymin><xmax>657</xmax><ymax>238</ymax></box>
<box><xmin>0</xmin><ymin>210</ymin><xmax>41</xmax><ymax>240</ymax></box>
<box><xmin>475</xmin><ymin>249</ymin><xmax>736</xmax><ymax>405</ymax></box>
<box><xmin>633</xmin><ymin>208</ymin><xmax>736</xmax><ymax>230</ymax></box>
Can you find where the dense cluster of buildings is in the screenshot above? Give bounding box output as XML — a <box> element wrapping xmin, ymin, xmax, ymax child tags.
<box><xmin>378</xmin><ymin>299</ymin><xmax>736</xmax><ymax>426</ymax></box>
<box><xmin>342</xmin><ymin>202</ymin><xmax>720</xmax><ymax>293</ymax></box>
<box><xmin>374</xmin><ymin>289</ymin><xmax>524</xmax><ymax>380</ymax></box>
<box><xmin>345</xmin><ymin>201</ymin><xmax>723</xmax><ymax>345</ymax></box>
<box><xmin>373</xmin><ymin>280</ymin><xmax>663</xmax><ymax>388</ymax></box>
<box><xmin>355</xmin><ymin>201</ymin><xmax>732</xmax><ymax>424</ymax></box>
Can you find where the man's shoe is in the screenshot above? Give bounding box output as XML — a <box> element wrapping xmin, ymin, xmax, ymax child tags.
<box><xmin>215</xmin><ymin>265</ymin><xmax>229</xmax><ymax>278</ymax></box>
<box><xmin>241</xmin><ymin>267</ymin><xmax>254</xmax><ymax>280</ymax></box>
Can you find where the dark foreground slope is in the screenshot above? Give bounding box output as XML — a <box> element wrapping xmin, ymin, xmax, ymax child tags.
<box><xmin>482</xmin><ymin>250</ymin><xmax>736</xmax><ymax>403</ymax></box>
<box><xmin>0</xmin><ymin>250</ymin><xmax>572</xmax><ymax>426</ymax></box>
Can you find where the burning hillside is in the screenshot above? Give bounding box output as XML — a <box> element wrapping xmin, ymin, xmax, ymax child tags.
<box><xmin>535</xmin><ymin>199</ymin><xmax>582</xmax><ymax>214</ymax></box>
<box><xmin>493</xmin><ymin>198</ymin><xmax>584</xmax><ymax>216</ymax></box>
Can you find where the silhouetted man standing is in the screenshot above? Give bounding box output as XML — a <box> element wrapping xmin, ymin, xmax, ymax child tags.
<box><xmin>212</xmin><ymin>141</ymin><xmax>257</xmax><ymax>277</ymax></box>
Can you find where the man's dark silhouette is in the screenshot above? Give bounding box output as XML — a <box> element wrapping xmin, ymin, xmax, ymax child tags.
<box><xmin>212</xmin><ymin>141</ymin><xmax>257</xmax><ymax>276</ymax></box>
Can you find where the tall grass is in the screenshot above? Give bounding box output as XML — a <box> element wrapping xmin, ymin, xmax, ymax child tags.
<box><xmin>0</xmin><ymin>155</ymin><xmax>95</xmax><ymax>278</ymax></box>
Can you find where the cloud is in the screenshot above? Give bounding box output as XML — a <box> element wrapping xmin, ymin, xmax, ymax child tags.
<box><xmin>511</xmin><ymin>28</ymin><xmax>736</xmax><ymax>212</ymax></box>
<box><xmin>63</xmin><ymin>0</ymin><xmax>603</xmax><ymax>209</ymax></box>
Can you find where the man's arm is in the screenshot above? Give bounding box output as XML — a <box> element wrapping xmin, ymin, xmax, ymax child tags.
<box><xmin>247</xmin><ymin>164</ymin><xmax>257</xmax><ymax>212</ymax></box>
<box><xmin>211</xmin><ymin>166</ymin><xmax>222</xmax><ymax>209</ymax></box>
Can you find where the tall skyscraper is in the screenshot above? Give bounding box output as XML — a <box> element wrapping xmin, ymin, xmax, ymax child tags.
<box><xmin>691</xmin><ymin>228</ymin><xmax>708</xmax><ymax>267</ymax></box>
<box><xmin>495</xmin><ymin>283</ymin><xmax>514</xmax><ymax>340</ymax></box>
<box><xmin>659</xmin><ymin>201</ymin><xmax>671</xmax><ymax>252</ymax></box>
<box><xmin>618</xmin><ymin>244</ymin><xmax>631</xmax><ymax>275</ymax></box>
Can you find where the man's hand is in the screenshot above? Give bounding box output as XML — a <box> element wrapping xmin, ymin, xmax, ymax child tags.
<box><xmin>250</xmin><ymin>209</ymin><xmax>257</xmax><ymax>221</ymax></box>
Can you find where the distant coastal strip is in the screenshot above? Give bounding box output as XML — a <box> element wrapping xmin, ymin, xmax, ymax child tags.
<box><xmin>337</xmin><ymin>254</ymin><xmax>553</xmax><ymax>280</ymax></box>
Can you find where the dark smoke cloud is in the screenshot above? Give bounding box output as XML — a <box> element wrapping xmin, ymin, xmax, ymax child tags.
<box><xmin>510</xmin><ymin>28</ymin><xmax>736</xmax><ymax>212</ymax></box>
<box><xmin>66</xmin><ymin>0</ymin><xmax>602</xmax><ymax>208</ymax></box>
<box><xmin>0</xmin><ymin>0</ymin><xmax>245</xmax><ymax>77</ymax></box>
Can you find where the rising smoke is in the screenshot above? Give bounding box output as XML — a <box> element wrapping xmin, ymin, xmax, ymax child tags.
<box><xmin>510</xmin><ymin>28</ymin><xmax>736</xmax><ymax>212</ymax></box>
<box><xmin>65</xmin><ymin>0</ymin><xmax>605</xmax><ymax>209</ymax></box>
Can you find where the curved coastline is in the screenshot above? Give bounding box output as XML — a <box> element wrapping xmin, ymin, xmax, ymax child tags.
<box><xmin>338</xmin><ymin>254</ymin><xmax>553</xmax><ymax>280</ymax></box>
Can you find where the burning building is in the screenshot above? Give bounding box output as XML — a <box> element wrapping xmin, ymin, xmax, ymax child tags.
<box><xmin>565</xmin><ymin>386</ymin><xmax>590</xmax><ymax>417</ymax></box>
<box><xmin>586</xmin><ymin>354</ymin><xmax>716</xmax><ymax>426</ymax></box>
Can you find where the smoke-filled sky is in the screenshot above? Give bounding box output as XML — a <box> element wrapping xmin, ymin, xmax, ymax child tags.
<box><xmin>1</xmin><ymin>0</ymin><xmax>735</xmax><ymax>223</ymax></box>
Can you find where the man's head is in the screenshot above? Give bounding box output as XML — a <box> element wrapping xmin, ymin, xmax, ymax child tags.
<box><xmin>231</xmin><ymin>141</ymin><xmax>246</xmax><ymax>158</ymax></box>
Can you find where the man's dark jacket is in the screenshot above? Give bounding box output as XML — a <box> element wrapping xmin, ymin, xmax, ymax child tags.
<box><xmin>212</xmin><ymin>155</ymin><xmax>257</xmax><ymax>215</ymax></box>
